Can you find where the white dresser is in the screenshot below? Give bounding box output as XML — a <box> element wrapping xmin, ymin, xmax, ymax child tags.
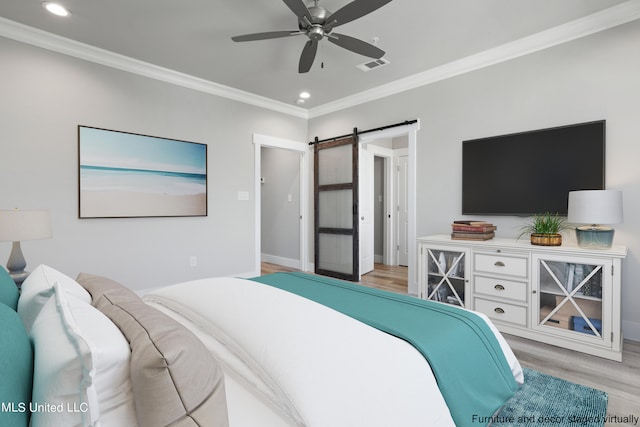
<box><xmin>417</xmin><ymin>235</ymin><xmax>627</xmax><ymax>361</ymax></box>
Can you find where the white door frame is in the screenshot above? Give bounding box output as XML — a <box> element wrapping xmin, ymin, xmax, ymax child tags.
<box><xmin>358</xmin><ymin>120</ymin><xmax>420</xmax><ymax>295</ymax></box>
<box><xmin>253</xmin><ymin>133</ymin><xmax>309</xmax><ymax>276</ymax></box>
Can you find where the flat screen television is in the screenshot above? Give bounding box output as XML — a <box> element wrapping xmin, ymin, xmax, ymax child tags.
<box><xmin>462</xmin><ymin>120</ymin><xmax>605</xmax><ymax>216</ymax></box>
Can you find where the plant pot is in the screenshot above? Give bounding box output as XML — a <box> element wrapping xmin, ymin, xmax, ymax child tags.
<box><xmin>530</xmin><ymin>233</ymin><xmax>562</xmax><ymax>246</ymax></box>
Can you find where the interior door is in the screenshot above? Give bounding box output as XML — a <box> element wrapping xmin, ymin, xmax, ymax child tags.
<box><xmin>397</xmin><ymin>155</ymin><xmax>409</xmax><ymax>266</ymax></box>
<box><xmin>314</xmin><ymin>136</ymin><xmax>359</xmax><ymax>281</ymax></box>
<box><xmin>359</xmin><ymin>145</ymin><xmax>374</xmax><ymax>276</ymax></box>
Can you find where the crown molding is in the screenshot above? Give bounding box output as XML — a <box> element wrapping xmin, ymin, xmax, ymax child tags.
<box><xmin>0</xmin><ymin>16</ymin><xmax>309</xmax><ymax>119</ymax></box>
<box><xmin>308</xmin><ymin>0</ymin><xmax>640</xmax><ymax>118</ymax></box>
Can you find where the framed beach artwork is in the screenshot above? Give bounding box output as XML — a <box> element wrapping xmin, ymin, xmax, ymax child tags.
<box><xmin>78</xmin><ymin>126</ymin><xmax>207</xmax><ymax>218</ymax></box>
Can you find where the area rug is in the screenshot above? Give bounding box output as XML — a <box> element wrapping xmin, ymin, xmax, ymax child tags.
<box><xmin>491</xmin><ymin>368</ymin><xmax>608</xmax><ymax>427</ymax></box>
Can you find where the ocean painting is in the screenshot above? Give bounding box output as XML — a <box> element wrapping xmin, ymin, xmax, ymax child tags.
<box><xmin>79</xmin><ymin>126</ymin><xmax>207</xmax><ymax>218</ymax></box>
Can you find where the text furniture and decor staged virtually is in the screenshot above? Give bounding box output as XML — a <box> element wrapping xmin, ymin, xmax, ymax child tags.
<box><xmin>418</xmin><ymin>235</ymin><xmax>627</xmax><ymax>361</ymax></box>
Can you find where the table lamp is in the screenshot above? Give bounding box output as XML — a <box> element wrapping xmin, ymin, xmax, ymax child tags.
<box><xmin>0</xmin><ymin>209</ymin><xmax>52</xmax><ymax>286</ymax></box>
<box><xmin>567</xmin><ymin>190</ymin><xmax>623</xmax><ymax>249</ymax></box>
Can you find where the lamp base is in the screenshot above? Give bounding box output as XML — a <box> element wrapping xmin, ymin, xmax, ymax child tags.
<box><xmin>575</xmin><ymin>225</ymin><xmax>615</xmax><ymax>249</ymax></box>
<box><xmin>6</xmin><ymin>241</ymin><xmax>28</xmax><ymax>288</ymax></box>
<box><xmin>9</xmin><ymin>271</ymin><xmax>29</xmax><ymax>288</ymax></box>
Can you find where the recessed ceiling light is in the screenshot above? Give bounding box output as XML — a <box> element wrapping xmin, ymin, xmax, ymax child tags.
<box><xmin>42</xmin><ymin>2</ymin><xmax>71</xmax><ymax>17</ymax></box>
<box><xmin>296</xmin><ymin>99</ymin><xmax>306</xmax><ymax>105</ymax></box>
<box><xmin>299</xmin><ymin>91</ymin><xmax>311</xmax><ymax>99</ymax></box>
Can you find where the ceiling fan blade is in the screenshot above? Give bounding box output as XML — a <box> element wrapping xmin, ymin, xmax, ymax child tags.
<box><xmin>232</xmin><ymin>30</ymin><xmax>302</xmax><ymax>42</ymax></box>
<box><xmin>299</xmin><ymin>40</ymin><xmax>318</xmax><ymax>73</ymax></box>
<box><xmin>328</xmin><ymin>33</ymin><xmax>385</xmax><ymax>59</ymax></box>
<box><xmin>324</xmin><ymin>0</ymin><xmax>392</xmax><ymax>31</ymax></box>
<box><xmin>282</xmin><ymin>0</ymin><xmax>313</xmax><ymax>24</ymax></box>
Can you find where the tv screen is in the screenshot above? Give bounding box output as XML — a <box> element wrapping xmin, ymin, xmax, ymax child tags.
<box><xmin>462</xmin><ymin>120</ymin><xmax>605</xmax><ymax>216</ymax></box>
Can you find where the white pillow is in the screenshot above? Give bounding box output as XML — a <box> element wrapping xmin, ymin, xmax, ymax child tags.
<box><xmin>18</xmin><ymin>264</ymin><xmax>91</xmax><ymax>333</ymax></box>
<box><xmin>30</xmin><ymin>282</ymin><xmax>137</xmax><ymax>427</ymax></box>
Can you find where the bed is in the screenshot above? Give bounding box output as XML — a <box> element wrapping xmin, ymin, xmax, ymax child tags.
<box><xmin>0</xmin><ymin>264</ymin><xmax>524</xmax><ymax>427</ymax></box>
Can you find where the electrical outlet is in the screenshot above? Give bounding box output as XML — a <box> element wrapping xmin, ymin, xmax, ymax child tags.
<box><xmin>189</xmin><ymin>256</ymin><xmax>197</xmax><ymax>267</ymax></box>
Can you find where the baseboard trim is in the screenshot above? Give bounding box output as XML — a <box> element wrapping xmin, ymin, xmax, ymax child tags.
<box><xmin>261</xmin><ymin>253</ymin><xmax>301</xmax><ymax>270</ymax></box>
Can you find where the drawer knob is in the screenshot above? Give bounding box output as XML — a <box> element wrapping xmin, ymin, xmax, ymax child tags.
<box><xmin>494</xmin><ymin>284</ymin><xmax>505</xmax><ymax>291</ymax></box>
<box><xmin>494</xmin><ymin>307</ymin><xmax>505</xmax><ymax>314</ymax></box>
<box><xmin>494</xmin><ymin>261</ymin><xmax>506</xmax><ymax>267</ymax></box>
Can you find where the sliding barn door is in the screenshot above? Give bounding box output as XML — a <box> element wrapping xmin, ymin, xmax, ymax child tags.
<box><xmin>314</xmin><ymin>135</ymin><xmax>359</xmax><ymax>281</ymax></box>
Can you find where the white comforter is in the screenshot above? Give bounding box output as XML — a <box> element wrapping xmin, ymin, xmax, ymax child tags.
<box><xmin>144</xmin><ymin>277</ymin><xmax>523</xmax><ymax>427</ymax></box>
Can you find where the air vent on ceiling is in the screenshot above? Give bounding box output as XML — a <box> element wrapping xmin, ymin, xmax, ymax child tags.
<box><xmin>356</xmin><ymin>57</ymin><xmax>390</xmax><ymax>72</ymax></box>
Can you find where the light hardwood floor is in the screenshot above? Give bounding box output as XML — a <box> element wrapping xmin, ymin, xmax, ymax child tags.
<box><xmin>261</xmin><ymin>262</ymin><xmax>640</xmax><ymax>426</ymax></box>
<box><xmin>261</xmin><ymin>262</ymin><xmax>410</xmax><ymax>294</ymax></box>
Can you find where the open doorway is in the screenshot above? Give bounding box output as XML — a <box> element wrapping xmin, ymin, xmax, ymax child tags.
<box><xmin>359</xmin><ymin>139</ymin><xmax>409</xmax><ymax>279</ymax></box>
<box><xmin>358</xmin><ymin>152</ymin><xmax>409</xmax><ymax>295</ymax></box>
<box><xmin>253</xmin><ymin>134</ymin><xmax>309</xmax><ymax>277</ymax></box>
<box><xmin>358</xmin><ymin>121</ymin><xmax>419</xmax><ymax>295</ymax></box>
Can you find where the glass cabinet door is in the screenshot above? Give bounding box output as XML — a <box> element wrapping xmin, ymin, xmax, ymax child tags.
<box><xmin>425</xmin><ymin>248</ymin><xmax>467</xmax><ymax>306</ymax></box>
<box><xmin>534</xmin><ymin>255</ymin><xmax>611</xmax><ymax>341</ymax></box>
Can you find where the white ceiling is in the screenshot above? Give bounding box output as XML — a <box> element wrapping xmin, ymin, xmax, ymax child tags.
<box><xmin>0</xmin><ymin>0</ymin><xmax>636</xmax><ymax>113</ymax></box>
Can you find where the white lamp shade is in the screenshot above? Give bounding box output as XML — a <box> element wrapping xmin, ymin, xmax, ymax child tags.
<box><xmin>0</xmin><ymin>209</ymin><xmax>52</xmax><ymax>242</ymax></box>
<box><xmin>567</xmin><ymin>190</ymin><xmax>623</xmax><ymax>225</ymax></box>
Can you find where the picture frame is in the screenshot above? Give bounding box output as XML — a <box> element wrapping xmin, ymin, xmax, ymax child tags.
<box><xmin>78</xmin><ymin>126</ymin><xmax>207</xmax><ymax>218</ymax></box>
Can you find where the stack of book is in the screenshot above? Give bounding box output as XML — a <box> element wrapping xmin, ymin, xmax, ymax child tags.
<box><xmin>451</xmin><ymin>220</ymin><xmax>496</xmax><ymax>240</ymax></box>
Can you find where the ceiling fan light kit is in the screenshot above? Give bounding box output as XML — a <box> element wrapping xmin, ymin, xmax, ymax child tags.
<box><xmin>231</xmin><ymin>0</ymin><xmax>392</xmax><ymax>73</ymax></box>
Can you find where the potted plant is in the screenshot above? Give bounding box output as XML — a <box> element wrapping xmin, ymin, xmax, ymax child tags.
<box><xmin>518</xmin><ymin>212</ymin><xmax>568</xmax><ymax>246</ymax></box>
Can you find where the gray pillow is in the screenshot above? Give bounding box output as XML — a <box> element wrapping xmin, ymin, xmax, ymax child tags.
<box><xmin>77</xmin><ymin>273</ymin><xmax>229</xmax><ymax>427</ymax></box>
<box><xmin>75</xmin><ymin>272</ymin><xmax>138</xmax><ymax>302</ymax></box>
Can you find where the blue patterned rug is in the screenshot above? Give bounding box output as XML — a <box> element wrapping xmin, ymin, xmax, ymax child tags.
<box><xmin>490</xmin><ymin>368</ymin><xmax>608</xmax><ymax>427</ymax></box>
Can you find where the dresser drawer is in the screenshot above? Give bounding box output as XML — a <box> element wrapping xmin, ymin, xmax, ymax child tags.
<box><xmin>475</xmin><ymin>298</ymin><xmax>527</xmax><ymax>326</ymax></box>
<box><xmin>475</xmin><ymin>276</ymin><xmax>527</xmax><ymax>302</ymax></box>
<box><xmin>474</xmin><ymin>253</ymin><xmax>528</xmax><ymax>278</ymax></box>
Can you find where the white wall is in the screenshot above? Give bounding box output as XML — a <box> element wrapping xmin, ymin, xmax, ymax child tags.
<box><xmin>261</xmin><ymin>146</ymin><xmax>300</xmax><ymax>265</ymax></box>
<box><xmin>0</xmin><ymin>36</ymin><xmax>307</xmax><ymax>291</ymax></box>
<box><xmin>309</xmin><ymin>20</ymin><xmax>640</xmax><ymax>340</ymax></box>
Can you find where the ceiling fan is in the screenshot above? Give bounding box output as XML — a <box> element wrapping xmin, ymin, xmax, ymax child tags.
<box><xmin>231</xmin><ymin>0</ymin><xmax>392</xmax><ymax>73</ymax></box>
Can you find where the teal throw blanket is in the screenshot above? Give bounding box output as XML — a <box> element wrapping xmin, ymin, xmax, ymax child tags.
<box><xmin>250</xmin><ymin>272</ymin><xmax>517</xmax><ymax>426</ymax></box>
